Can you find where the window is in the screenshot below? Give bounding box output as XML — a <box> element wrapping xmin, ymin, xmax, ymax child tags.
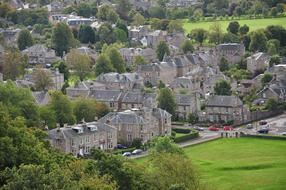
<box><xmin>86</xmin><ymin>136</ymin><xmax>90</xmax><ymax>143</ymax></box>
<box><xmin>93</xmin><ymin>134</ymin><xmax>97</xmax><ymax>141</ymax></box>
<box><xmin>127</xmin><ymin>125</ymin><xmax>132</xmax><ymax>132</ymax></box>
<box><xmin>164</xmin><ymin>118</ymin><xmax>167</xmax><ymax>124</ymax></box>
<box><xmin>71</xmin><ymin>139</ymin><xmax>75</xmax><ymax>146</ymax></box>
<box><xmin>131</xmin><ymin>104</ymin><xmax>134</xmax><ymax>108</ymax></box>
<box><xmin>108</xmin><ymin>142</ymin><xmax>113</xmax><ymax>149</ymax></box>
<box><xmin>85</xmin><ymin>146</ymin><xmax>90</xmax><ymax>154</ymax></box>
<box><xmin>110</xmin><ymin>102</ymin><xmax>114</xmax><ymax>108</ymax></box>
<box><xmin>107</xmin><ymin>132</ymin><xmax>112</xmax><ymax>139</ymax></box>
<box><xmin>127</xmin><ymin>134</ymin><xmax>132</xmax><ymax>141</ymax></box>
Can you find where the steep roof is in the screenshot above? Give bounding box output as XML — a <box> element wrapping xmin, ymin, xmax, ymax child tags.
<box><xmin>89</xmin><ymin>90</ymin><xmax>123</xmax><ymax>102</ymax></box>
<box><xmin>99</xmin><ymin>110</ymin><xmax>145</xmax><ymax>125</ymax></box>
<box><xmin>206</xmin><ymin>95</ymin><xmax>243</xmax><ymax>107</ymax></box>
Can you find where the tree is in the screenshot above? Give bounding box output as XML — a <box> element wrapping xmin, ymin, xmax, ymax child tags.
<box><xmin>157</xmin><ymin>87</ymin><xmax>176</xmax><ymax>116</ymax></box>
<box><xmin>180</xmin><ymin>40</ymin><xmax>194</xmax><ymax>54</ymax></box>
<box><xmin>266</xmin><ymin>25</ymin><xmax>286</xmax><ymax>47</ymax></box>
<box><xmin>269</xmin><ymin>55</ymin><xmax>281</xmax><ymax>67</ymax></box>
<box><xmin>222</xmin><ymin>32</ymin><xmax>240</xmax><ymax>43</ymax></box>
<box><xmin>52</xmin><ymin>22</ymin><xmax>75</xmax><ymax>56</ymax></box>
<box><xmin>270</xmin><ymin>7</ymin><xmax>278</xmax><ymax>17</ymax></box>
<box><xmin>116</xmin><ymin>0</ymin><xmax>131</xmax><ymax>20</ymax></box>
<box><xmin>147</xmin><ymin>153</ymin><xmax>200</xmax><ymax>190</ymax></box>
<box><xmin>148</xmin><ymin>7</ymin><xmax>166</xmax><ymax>19</ymax></box>
<box><xmin>98</xmin><ymin>23</ymin><xmax>116</xmax><ymax>44</ymax></box>
<box><xmin>49</xmin><ymin>91</ymin><xmax>75</xmax><ymax>127</ymax></box>
<box><xmin>114</xmin><ymin>28</ymin><xmax>128</xmax><ymax>43</ymax></box>
<box><xmin>219</xmin><ymin>57</ymin><xmax>229</xmax><ymax>72</ymax></box>
<box><xmin>157</xmin><ymin>0</ymin><xmax>170</xmax><ymax>7</ymax></box>
<box><xmin>168</xmin><ymin>20</ymin><xmax>184</xmax><ymax>33</ymax></box>
<box><xmin>188</xmin><ymin>113</ymin><xmax>198</xmax><ymax>124</ymax></box>
<box><xmin>214</xmin><ymin>80</ymin><xmax>232</xmax><ymax>96</ymax></box>
<box><xmin>267</xmin><ymin>39</ymin><xmax>280</xmax><ymax>56</ymax></box>
<box><xmin>208</xmin><ymin>22</ymin><xmax>223</xmax><ymax>44</ymax></box>
<box><xmin>78</xmin><ymin>25</ymin><xmax>96</xmax><ymax>44</ymax></box>
<box><xmin>96</xmin><ymin>102</ymin><xmax>110</xmax><ymax>118</ymax></box>
<box><xmin>227</xmin><ymin>21</ymin><xmax>240</xmax><ymax>34</ymax></box>
<box><xmin>158</xmin><ymin>80</ymin><xmax>166</xmax><ymax>89</ymax></box>
<box><xmin>66</xmin><ymin>49</ymin><xmax>92</xmax><ymax>81</ymax></box>
<box><xmin>265</xmin><ymin>98</ymin><xmax>278</xmax><ymax>111</ymax></box>
<box><xmin>39</xmin><ymin>106</ymin><xmax>56</xmax><ymax>129</ymax></box>
<box><xmin>249</xmin><ymin>30</ymin><xmax>267</xmax><ymax>52</ymax></box>
<box><xmin>190</xmin><ymin>28</ymin><xmax>207</xmax><ymax>46</ymax></box>
<box><xmin>97</xmin><ymin>5</ymin><xmax>119</xmax><ymax>23</ymax></box>
<box><xmin>73</xmin><ymin>98</ymin><xmax>97</xmax><ymax>123</ymax></box>
<box><xmin>95</xmin><ymin>54</ymin><xmax>114</xmax><ymax>76</ymax></box>
<box><xmin>239</xmin><ymin>24</ymin><xmax>250</xmax><ymax>35</ymax></box>
<box><xmin>17</xmin><ymin>29</ymin><xmax>34</xmax><ymax>51</ymax></box>
<box><xmin>261</xmin><ymin>73</ymin><xmax>273</xmax><ymax>86</ymax></box>
<box><xmin>107</xmin><ymin>47</ymin><xmax>126</xmax><ymax>73</ymax></box>
<box><xmin>2</xmin><ymin>50</ymin><xmax>25</xmax><ymax>80</ymax></box>
<box><xmin>32</xmin><ymin>66</ymin><xmax>53</xmax><ymax>91</ymax></box>
<box><xmin>150</xmin><ymin>136</ymin><xmax>184</xmax><ymax>155</ymax></box>
<box><xmin>156</xmin><ymin>41</ymin><xmax>170</xmax><ymax>61</ymax></box>
<box><xmin>132</xmin><ymin>13</ymin><xmax>145</xmax><ymax>26</ymax></box>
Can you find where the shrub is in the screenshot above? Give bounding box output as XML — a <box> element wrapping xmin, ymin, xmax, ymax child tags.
<box><xmin>174</xmin><ymin>131</ymin><xmax>199</xmax><ymax>143</ymax></box>
<box><xmin>172</xmin><ymin>128</ymin><xmax>191</xmax><ymax>134</ymax></box>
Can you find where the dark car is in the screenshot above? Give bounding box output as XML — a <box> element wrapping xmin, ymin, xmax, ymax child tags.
<box><xmin>259</xmin><ymin>121</ymin><xmax>268</xmax><ymax>125</ymax></box>
<box><xmin>116</xmin><ymin>144</ymin><xmax>127</xmax><ymax>149</ymax></box>
<box><xmin>257</xmin><ymin>128</ymin><xmax>269</xmax><ymax>134</ymax></box>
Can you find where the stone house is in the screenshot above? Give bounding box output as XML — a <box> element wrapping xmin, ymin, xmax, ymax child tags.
<box><xmin>247</xmin><ymin>52</ymin><xmax>270</xmax><ymax>74</ymax></box>
<box><xmin>256</xmin><ymin>81</ymin><xmax>286</xmax><ymax>103</ymax></box>
<box><xmin>130</xmin><ymin>0</ymin><xmax>152</xmax><ymax>11</ymax></box>
<box><xmin>22</xmin><ymin>44</ymin><xmax>60</xmax><ymax>66</ymax></box>
<box><xmin>89</xmin><ymin>90</ymin><xmax>124</xmax><ymax>111</ymax></box>
<box><xmin>119</xmin><ymin>48</ymin><xmax>156</xmax><ymax>66</ymax></box>
<box><xmin>204</xmin><ymin>95</ymin><xmax>248</xmax><ymax>123</ymax></box>
<box><xmin>170</xmin><ymin>76</ymin><xmax>201</xmax><ymax>93</ymax></box>
<box><xmin>96</xmin><ymin>72</ymin><xmax>144</xmax><ymax>91</ymax></box>
<box><xmin>32</xmin><ymin>91</ymin><xmax>51</xmax><ymax>105</ymax></box>
<box><xmin>147</xmin><ymin>30</ymin><xmax>168</xmax><ymax>47</ymax></box>
<box><xmin>0</xmin><ymin>28</ymin><xmax>21</xmax><ymax>46</ymax></box>
<box><xmin>175</xmin><ymin>93</ymin><xmax>200</xmax><ymax>119</ymax></box>
<box><xmin>66</xmin><ymin>81</ymin><xmax>106</xmax><ymax>99</ymax></box>
<box><xmin>128</xmin><ymin>25</ymin><xmax>149</xmax><ymax>41</ymax></box>
<box><xmin>166</xmin><ymin>0</ymin><xmax>201</xmax><ymax>8</ymax></box>
<box><xmin>47</xmin><ymin>1</ymin><xmax>64</xmax><ymax>13</ymax></box>
<box><xmin>215</xmin><ymin>43</ymin><xmax>245</xmax><ymax>64</ymax></box>
<box><xmin>98</xmin><ymin>108</ymin><xmax>171</xmax><ymax>144</ymax></box>
<box><xmin>48</xmin><ymin>122</ymin><xmax>117</xmax><ymax>156</ymax></box>
<box><xmin>121</xmin><ymin>92</ymin><xmax>157</xmax><ymax>111</ymax></box>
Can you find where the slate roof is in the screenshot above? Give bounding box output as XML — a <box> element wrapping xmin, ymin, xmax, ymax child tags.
<box><xmin>216</xmin><ymin>43</ymin><xmax>244</xmax><ymax>51</ymax></box>
<box><xmin>99</xmin><ymin>110</ymin><xmax>145</xmax><ymax>125</ymax></box>
<box><xmin>176</xmin><ymin>94</ymin><xmax>193</xmax><ymax>105</ymax></box>
<box><xmin>152</xmin><ymin>108</ymin><xmax>172</xmax><ymax>119</ymax></box>
<box><xmin>206</xmin><ymin>95</ymin><xmax>243</xmax><ymax>107</ymax></box>
<box><xmin>22</xmin><ymin>44</ymin><xmax>47</xmax><ymax>53</ymax></box>
<box><xmin>89</xmin><ymin>90</ymin><xmax>123</xmax><ymax>102</ymax></box>
<box><xmin>121</xmin><ymin>92</ymin><xmax>156</xmax><ymax>103</ymax></box>
<box><xmin>48</xmin><ymin>122</ymin><xmax>116</xmax><ymax>139</ymax></box>
<box><xmin>32</xmin><ymin>91</ymin><xmax>50</xmax><ymax>105</ymax></box>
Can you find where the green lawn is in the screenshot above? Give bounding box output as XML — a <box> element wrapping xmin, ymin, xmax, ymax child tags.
<box><xmin>183</xmin><ymin>17</ymin><xmax>286</xmax><ymax>33</ymax></box>
<box><xmin>136</xmin><ymin>138</ymin><xmax>286</xmax><ymax>190</ymax></box>
<box><xmin>175</xmin><ymin>132</ymin><xmax>190</xmax><ymax>138</ymax></box>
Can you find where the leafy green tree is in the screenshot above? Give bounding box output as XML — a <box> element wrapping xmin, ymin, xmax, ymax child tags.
<box><xmin>219</xmin><ymin>57</ymin><xmax>229</xmax><ymax>72</ymax></box>
<box><xmin>156</xmin><ymin>41</ymin><xmax>170</xmax><ymax>61</ymax></box>
<box><xmin>94</xmin><ymin>54</ymin><xmax>115</xmax><ymax>76</ymax></box>
<box><xmin>270</xmin><ymin>7</ymin><xmax>278</xmax><ymax>17</ymax></box>
<box><xmin>39</xmin><ymin>106</ymin><xmax>56</xmax><ymax>129</ymax></box>
<box><xmin>56</xmin><ymin>61</ymin><xmax>70</xmax><ymax>80</ymax></box>
<box><xmin>269</xmin><ymin>55</ymin><xmax>281</xmax><ymax>67</ymax></box>
<box><xmin>190</xmin><ymin>28</ymin><xmax>208</xmax><ymax>46</ymax></box>
<box><xmin>78</xmin><ymin>25</ymin><xmax>96</xmax><ymax>44</ymax></box>
<box><xmin>267</xmin><ymin>39</ymin><xmax>280</xmax><ymax>56</ymax></box>
<box><xmin>114</xmin><ymin>28</ymin><xmax>128</xmax><ymax>43</ymax></box>
<box><xmin>148</xmin><ymin>7</ymin><xmax>166</xmax><ymax>19</ymax></box>
<box><xmin>168</xmin><ymin>20</ymin><xmax>184</xmax><ymax>33</ymax></box>
<box><xmin>0</xmin><ymin>3</ymin><xmax>12</xmax><ymax>18</ymax></box>
<box><xmin>249</xmin><ymin>30</ymin><xmax>267</xmax><ymax>52</ymax></box>
<box><xmin>73</xmin><ymin>98</ymin><xmax>97</xmax><ymax>123</ymax></box>
<box><xmin>17</xmin><ymin>29</ymin><xmax>34</xmax><ymax>51</ymax></box>
<box><xmin>116</xmin><ymin>0</ymin><xmax>131</xmax><ymax>20</ymax></box>
<box><xmin>98</xmin><ymin>23</ymin><xmax>116</xmax><ymax>44</ymax></box>
<box><xmin>208</xmin><ymin>22</ymin><xmax>223</xmax><ymax>45</ymax></box>
<box><xmin>158</xmin><ymin>80</ymin><xmax>166</xmax><ymax>89</ymax></box>
<box><xmin>2</xmin><ymin>49</ymin><xmax>25</xmax><ymax>80</ymax></box>
<box><xmin>77</xmin><ymin>3</ymin><xmax>93</xmax><ymax>17</ymax></box>
<box><xmin>66</xmin><ymin>49</ymin><xmax>92</xmax><ymax>81</ymax></box>
<box><xmin>227</xmin><ymin>21</ymin><xmax>240</xmax><ymax>34</ymax></box>
<box><xmin>157</xmin><ymin>87</ymin><xmax>176</xmax><ymax>116</ymax></box>
<box><xmin>180</xmin><ymin>40</ymin><xmax>194</xmax><ymax>54</ymax></box>
<box><xmin>97</xmin><ymin>5</ymin><xmax>119</xmax><ymax>23</ymax></box>
<box><xmin>49</xmin><ymin>91</ymin><xmax>75</xmax><ymax>127</ymax></box>
<box><xmin>188</xmin><ymin>113</ymin><xmax>198</xmax><ymax>124</ymax></box>
<box><xmin>52</xmin><ymin>22</ymin><xmax>75</xmax><ymax>56</ymax></box>
<box><xmin>266</xmin><ymin>25</ymin><xmax>286</xmax><ymax>47</ymax></box>
<box><xmin>150</xmin><ymin>136</ymin><xmax>183</xmax><ymax>155</ymax></box>
<box><xmin>157</xmin><ymin>0</ymin><xmax>170</xmax><ymax>7</ymax></box>
<box><xmin>239</xmin><ymin>24</ymin><xmax>250</xmax><ymax>35</ymax></box>
<box><xmin>265</xmin><ymin>98</ymin><xmax>278</xmax><ymax>111</ymax></box>
<box><xmin>261</xmin><ymin>73</ymin><xmax>273</xmax><ymax>86</ymax></box>
<box><xmin>96</xmin><ymin>102</ymin><xmax>110</xmax><ymax>118</ymax></box>
<box><xmin>222</xmin><ymin>32</ymin><xmax>240</xmax><ymax>43</ymax></box>
<box><xmin>32</xmin><ymin>66</ymin><xmax>53</xmax><ymax>91</ymax></box>
<box><xmin>131</xmin><ymin>138</ymin><xmax>142</xmax><ymax>149</ymax></box>
<box><xmin>214</xmin><ymin>80</ymin><xmax>232</xmax><ymax>96</ymax></box>
<box><xmin>107</xmin><ymin>47</ymin><xmax>126</xmax><ymax>73</ymax></box>
<box><xmin>132</xmin><ymin>13</ymin><xmax>145</xmax><ymax>26</ymax></box>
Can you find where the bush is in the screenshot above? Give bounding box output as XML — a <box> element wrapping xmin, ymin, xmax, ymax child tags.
<box><xmin>172</xmin><ymin>128</ymin><xmax>191</xmax><ymax>134</ymax></box>
<box><xmin>174</xmin><ymin>131</ymin><xmax>199</xmax><ymax>143</ymax></box>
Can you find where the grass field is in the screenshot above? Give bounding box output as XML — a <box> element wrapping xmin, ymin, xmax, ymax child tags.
<box><xmin>183</xmin><ymin>17</ymin><xmax>286</xmax><ymax>33</ymax></box>
<box><xmin>136</xmin><ymin>138</ymin><xmax>286</xmax><ymax>190</ymax></box>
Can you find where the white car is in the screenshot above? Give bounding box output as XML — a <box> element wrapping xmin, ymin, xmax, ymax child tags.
<box><xmin>281</xmin><ymin>132</ymin><xmax>286</xmax><ymax>136</ymax></box>
<box><xmin>132</xmin><ymin>149</ymin><xmax>143</xmax><ymax>155</ymax></box>
<box><xmin>122</xmin><ymin>152</ymin><xmax>131</xmax><ymax>157</ymax></box>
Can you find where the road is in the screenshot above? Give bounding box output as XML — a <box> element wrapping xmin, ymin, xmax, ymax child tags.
<box><xmin>130</xmin><ymin>131</ymin><xmax>221</xmax><ymax>159</ymax></box>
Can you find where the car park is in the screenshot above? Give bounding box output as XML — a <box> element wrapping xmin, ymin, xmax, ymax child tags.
<box><xmin>122</xmin><ymin>152</ymin><xmax>131</xmax><ymax>157</ymax></box>
<box><xmin>132</xmin><ymin>149</ymin><xmax>143</xmax><ymax>155</ymax></box>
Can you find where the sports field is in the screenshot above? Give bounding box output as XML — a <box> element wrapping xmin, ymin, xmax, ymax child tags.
<box><xmin>183</xmin><ymin>17</ymin><xmax>286</xmax><ymax>33</ymax></box>
<box><xmin>136</xmin><ymin>138</ymin><xmax>286</xmax><ymax>190</ymax></box>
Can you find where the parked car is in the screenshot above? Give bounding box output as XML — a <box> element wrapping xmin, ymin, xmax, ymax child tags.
<box><xmin>122</xmin><ymin>152</ymin><xmax>131</xmax><ymax>157</ymax></box>
<box><xmin>257</xmin><ymin>128</ymin><xmax>269</xmax><ymax>134</ymax></box>
<box><xmin>280</xmin><ymin>132</ymin><xmax>286</xmax><ymax>136</ymax></box>
<box><xmin>132</xmin><ymin>149</ymin><xmax>143</xmax><ymax>155</ymax></box>
<box><xmin>246</xmin><ymin>124</ymin><xmax>253</xmax><ymax>129</ymax></box>
<box><xmin>194</xmin><ymin>126</ymin><xmax>204</xmax><ymax>131</ymax></box>
<box><xmin>223</xmin><ymin>126</ymin><xmax>234</xmax><ymax>131</ymax></box>
<box><xmin>259</xmin><ymin>121</ymin><xmax>268</xmax><ymax>125</ymax></box>
<box><xmin>208</xmin><ymin>127</ymin><xmax>220</xmax><ymax>131</ymax></box>
<box><xmin>116</xmin><ymin>144</ymin><xmax>127</xmax><ymax>149</ymax></box>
